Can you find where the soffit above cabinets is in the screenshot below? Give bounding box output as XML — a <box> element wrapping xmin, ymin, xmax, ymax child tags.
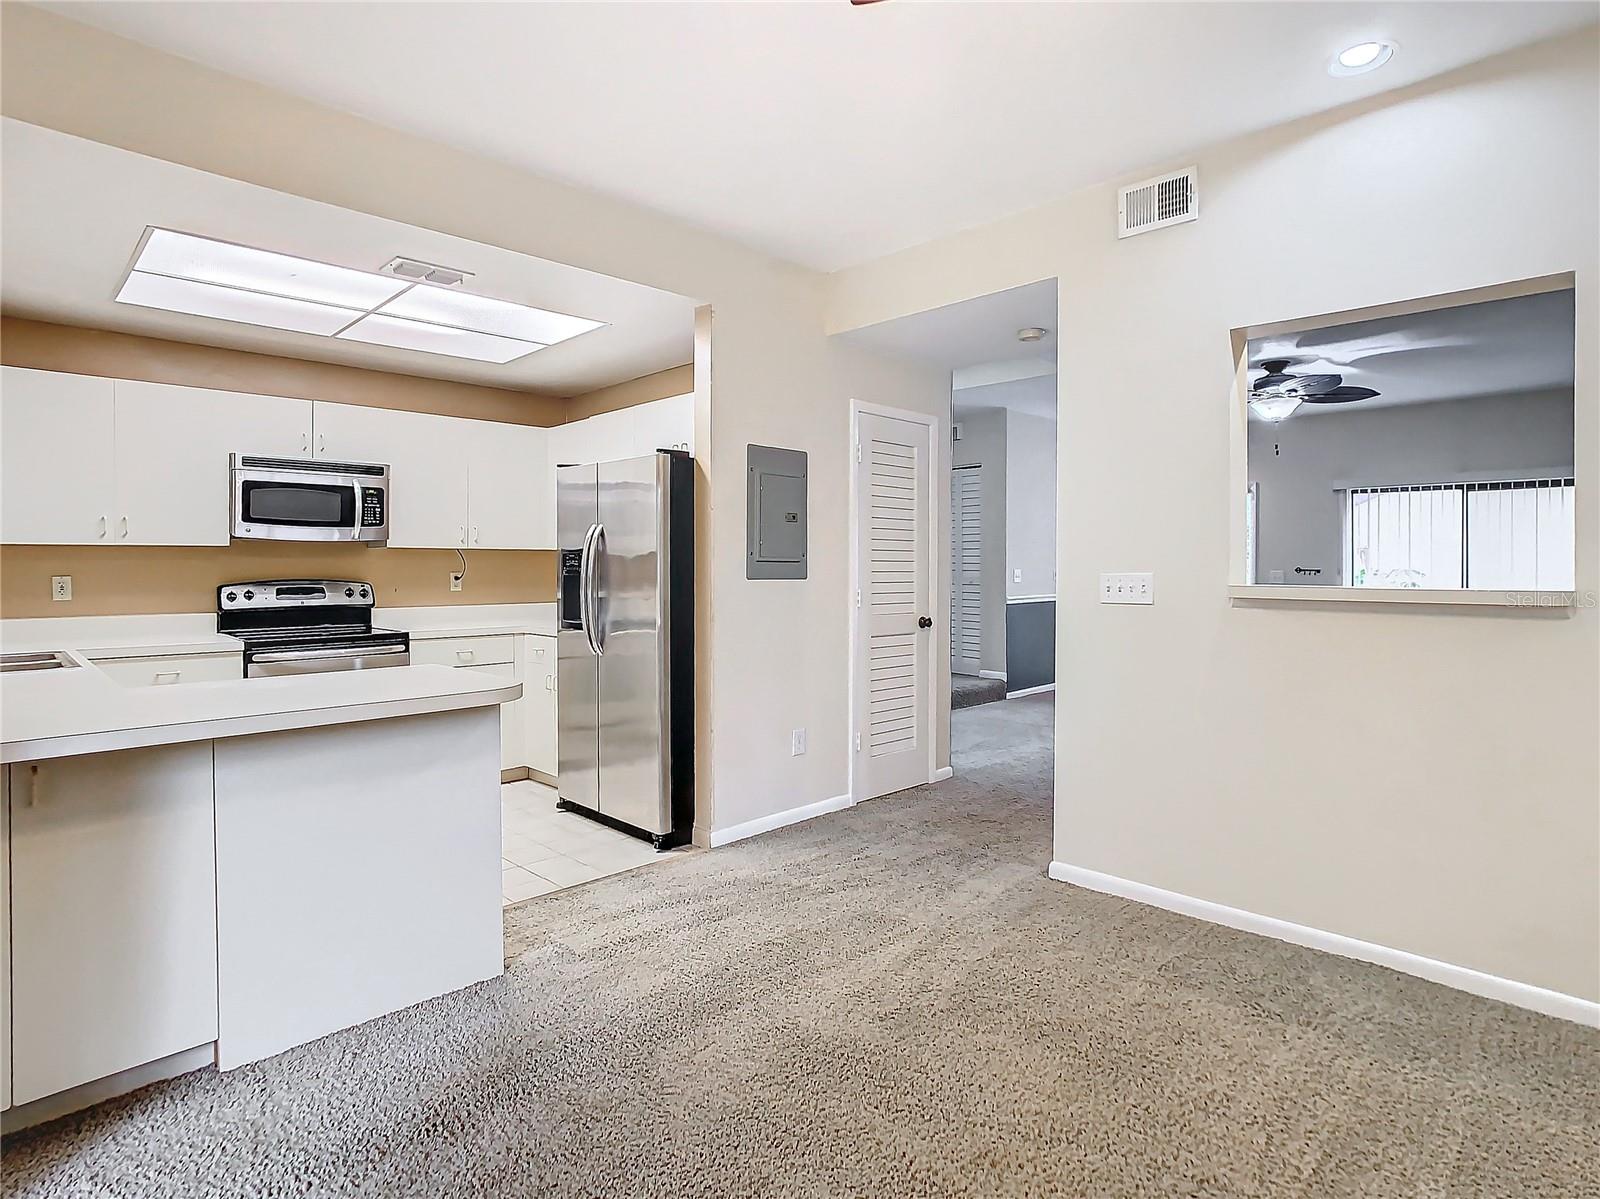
<box><xmin>0</xmin><ymin>119</ymin><xmax>696</xmax><ymax>396</ymax></box>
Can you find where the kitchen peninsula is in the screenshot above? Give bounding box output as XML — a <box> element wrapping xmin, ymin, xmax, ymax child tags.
<box><xmin>0</xmin><ymin>652</ymin><xmax>518</xmax><ymax>1122</ymax></box>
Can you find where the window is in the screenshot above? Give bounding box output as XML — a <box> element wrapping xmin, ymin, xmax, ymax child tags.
<box><xmin>1347</xmin><ymin>478</ymin><xmax>1575</xmax><ymax>590</ymax></box>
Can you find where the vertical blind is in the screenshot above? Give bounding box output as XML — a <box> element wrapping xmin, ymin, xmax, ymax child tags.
<box><xmin>1348</xmin><ymin>478</ymin><xmax>1575</xmax><ymax>589</ymax></box>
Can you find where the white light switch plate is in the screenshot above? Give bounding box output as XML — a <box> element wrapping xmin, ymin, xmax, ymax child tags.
<box><xmin>791</xmin><ymin>728</ymin><xmax>807</xmax><ymax>756</ymax></box>
<box><xmin>1100</xmin><ymin>572</ymin><xmax>1153</xmax><ymax>604</ymax></box>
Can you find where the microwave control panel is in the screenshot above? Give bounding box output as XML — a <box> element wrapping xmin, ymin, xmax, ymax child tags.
<box><xmin>360</xmin><ymin>488</ymin><xmax>387</xmax><ymax>528</ymax></box>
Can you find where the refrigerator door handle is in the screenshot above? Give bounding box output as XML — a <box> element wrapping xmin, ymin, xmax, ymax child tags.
<box><xmin>579</xmin><ymin>522</ymin><xmax>600</xmax><ymax>657</ymax></box>
<box><xmin>589</xmin><ymin>522</ymin><xmax>608</xmax><ymax>657</ymax></box>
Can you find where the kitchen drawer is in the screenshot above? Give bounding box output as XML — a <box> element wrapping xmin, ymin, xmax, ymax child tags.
<box><xmin>90</xmin><ymin>653</ymin><xmax>242</xmax><ymax>687</ymax></box>
<box><xmin>411</xmin><ymin>636</ymin><xmax>515</xmax><ymax>669</ymax></box>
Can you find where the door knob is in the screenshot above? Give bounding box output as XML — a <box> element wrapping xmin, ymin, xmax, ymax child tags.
<box><xmin>918</xmin><ymin>616</ymin><xmax>933</xmax><ymax>629</ymax></box>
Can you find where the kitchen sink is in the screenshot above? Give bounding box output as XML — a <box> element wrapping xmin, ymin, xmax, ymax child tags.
<box><xmin>0</xmin><ymin>650</ymin><xmax>81</xmax><ymax>673</ymax></box>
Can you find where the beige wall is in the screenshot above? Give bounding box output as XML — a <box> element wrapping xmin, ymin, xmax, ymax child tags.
<box><xmin>0</xmin><ymin>316</ymin><xmax>566</xmax><ymax>426</ymax></box>
<box><xmin>827</xmin><ymin>32</ymin><xmax>1600</xmax><ymax>1002</ymax></box>
<box><xmin>566</xmin><ymin>363</ymin><xmax>692</xmax><ymax>422</ymax></box>
<box><xmin>0</xmin><ymin>315</ymin><xmax>559</xmax><ymax>615</ymax></box>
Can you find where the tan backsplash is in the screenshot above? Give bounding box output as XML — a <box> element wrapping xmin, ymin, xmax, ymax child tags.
<box><xmin>0</xmin><ymin>317</ymin><xmax>560</xmax><ymax>617</ymax></box>
<box><xmin>0</xmin><ymin>544</ymin><xmax>554</xmax><ymax>618</ymax></box>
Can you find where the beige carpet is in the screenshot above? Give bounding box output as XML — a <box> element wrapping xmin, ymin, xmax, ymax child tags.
<box><xmin>5</xmin><ymin>694</ymin><xmax>1597</xmax><ymax>1197</ymax></box>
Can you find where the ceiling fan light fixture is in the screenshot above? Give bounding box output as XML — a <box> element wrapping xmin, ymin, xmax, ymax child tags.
<box><xmin>1248</xmin><ymin>393</ymin><xmax>1302</xmax><ymax>423</ymax></box>
<box><xmin>1330</xmin><ymin>40</ymin><xmax>1395</xmax><ymax>76</ymax></box>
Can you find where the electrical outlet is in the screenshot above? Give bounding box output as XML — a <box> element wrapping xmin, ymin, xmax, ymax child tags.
<box><xmin>1099</xmin><ymin>572</ymin><xmax>1154</xmax><ymax>605</ymax></box>
<box><xmin>449</xmin><ymin>572</ymin><xmax>464</xmax><ymax>592</ymax></box>
<box><xmin>51</xmin><ymin>575</ymin><xmax>73</xmax><ymax>602</ymax></box>
<box><xmin>790</xmin><ymin>728</ymin><xmax>807</xmax><ymax>756</ymax></box>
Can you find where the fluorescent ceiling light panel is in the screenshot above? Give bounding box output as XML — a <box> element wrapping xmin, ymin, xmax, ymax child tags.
<box><xmin>135</xmin><ymin>229</ymin><xmax>408</xmax><ymax>309</ymax></box>
<box><xmin>378</xmin><ymin>286</ymin><xmax>605</xmax><ymax>345</ymax></box>
<box><xmin>336</xmin><ymin>313</ymin><xmax>542</xmax><ymax>363</ymax></box>
<box><xmin>116</xmin><ymin>271</ymin><xmax>363</xmax><ymax>337</ymax></box>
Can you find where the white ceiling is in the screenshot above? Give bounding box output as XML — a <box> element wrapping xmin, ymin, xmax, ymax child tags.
<box><xmin>953</xmin><ymin>375</ymin><xmax>1057</xmax><ymax>423</ymax></box>
<box><xmin>837</xmin><ymin>278</ymin><xmax>1057</xmax><ymax>373</ymax></box>
<box><xmin>0</xmin><ymin>119</ymin><xmax>695</xmax><ymax>396</ymax></box>
<box><xmin>38</xmin><ymin>2</ymin><xmax>1598</xmax><ymax>271</ymax></box>
<box><xmin>1248</xmin><ymin>288</ymin><xmax>1575</xmax><ymax>416</ymax></box>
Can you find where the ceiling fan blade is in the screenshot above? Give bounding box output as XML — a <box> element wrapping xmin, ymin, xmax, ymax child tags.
<box><xmin>1299</xmin><ymin>386</ymin><xmax>1380</xmax><ymax>404</ymax></box>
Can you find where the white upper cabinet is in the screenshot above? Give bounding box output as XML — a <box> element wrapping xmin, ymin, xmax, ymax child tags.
<box><xmin>465</xmin><ymin>420</ymin><xmax>550</xmax><ymax>550</ymax></box>
<box><xmin>630</xmin><ymin>393</ymin><xmax>694</xmax><ymax>456</ymax></box>
<box><xmin>313</xmin><ymin>401</ymin><xmax>470</xmax><ymax>548</ymax></box>
<box><xmin>114</xmin><ymin>381</ymin><xmax>312</xmax><ymax>546</ymax></box>
<box><xmin>1</xmin><ymin>367</ymin><xmax>117</xmax><ymax>545</ymax></box>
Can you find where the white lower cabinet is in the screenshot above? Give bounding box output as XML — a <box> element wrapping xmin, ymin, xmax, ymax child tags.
<box><xmin>88</xmin><ymin>652</ymin><xmax>243</xmax><ymax>688</ymax></box>
<box><xmin>6</xmin><ymin>745</ymin><xmax>218</xmax><ymax>1105</ymax></box>
<box><xmin>524</xmin><ymin>635</ymin><xmax>558</xmax><ymax>776</ymax></box>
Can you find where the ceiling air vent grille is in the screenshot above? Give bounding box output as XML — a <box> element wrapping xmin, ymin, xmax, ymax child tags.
<box><xmin>1118</xmin><ymin>167</ymin><xmax>1198</xmax><ymax>238</ymax></box>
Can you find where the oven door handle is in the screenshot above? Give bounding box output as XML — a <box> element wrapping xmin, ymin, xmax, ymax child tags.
<box><xmin>250</xmin><ymin>644</ymin><xmax>408</xmax><ymax>663</ymax></box>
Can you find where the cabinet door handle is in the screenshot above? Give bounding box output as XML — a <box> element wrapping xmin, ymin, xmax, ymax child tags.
<box><xmin>98</xmin><ymin>515</ymin><xmax>108</xmax><ymax>539</ymax></box>
<box><xmin>119</xmin><ymin>516</ymin><xmax>129</xmax><ymax>539</ymax></box>
<box><xmin>318</xmin><ymin>434</ymin><xmax>326</xmax><ymax>454</ymax></box>
<box><xmin>153</xmin><ymin>671</ymin><xmax>181</xmax><ymax>685</ymax></box>
<box><xmin>459</xmin><ymin>525</ymin><xmax>466</xmax><ymax>546</ymax></box>
<box><xmin>473</xmin><ymin>525</ymin><xmax>480</xmax><ymax>544</ymax></box>
<box><xmin>456</xmin><ymin>649</ymin><xmax>476</xmax><ymax>662</ymax></box>
<box><xmin>545</xmin><ymin>674</ymin><xmax>554</xmax><ymax>691</ymax></box>
<box><xmin>302</xmin><ymin>431</ymin><xmax>310</xmax><ymax>453</ymax></box>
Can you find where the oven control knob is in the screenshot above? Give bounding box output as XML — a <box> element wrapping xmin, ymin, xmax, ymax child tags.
<box><xmin>243</xmin><ymin>590</ymin><xmax>254</xmax><ymax>601</ymax></box>
<box><xmin>225</xmin><ymin>591</ymin><xmax>237</xmax><ymax>602</ymax></box>
<box><xmin>359</xmin><ymin>587</ymin><xmax>369</xmax><ymax>599</ymax></box>
<box><xmin>345</xmin><ymin>587</ymin><xmax>355</xmax><ymax>598</ymax></box>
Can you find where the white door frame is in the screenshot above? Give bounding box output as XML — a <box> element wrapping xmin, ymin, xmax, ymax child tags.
<box><xmin>848</xmin><ymin>398</ymin><xmax>943</xmax><ymax>805</ymax></box>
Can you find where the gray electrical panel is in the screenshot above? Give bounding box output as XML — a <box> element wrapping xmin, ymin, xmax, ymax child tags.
<box><xmin>746</xmin><ymin>444</ymin><xmax>808</xmax><ymax>579</ymax></box>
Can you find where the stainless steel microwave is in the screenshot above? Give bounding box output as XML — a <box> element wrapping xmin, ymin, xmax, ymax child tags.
<box><xmin>230</xmin><ymin>454</ymin><xmax>390</xmax><ymax>545</ymax></box>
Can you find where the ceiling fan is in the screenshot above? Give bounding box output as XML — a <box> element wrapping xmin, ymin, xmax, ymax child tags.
<box><xmin>1248</xmin><ymin>358</ymin><xmax>1379</xmax><ymax>422</ymax></box>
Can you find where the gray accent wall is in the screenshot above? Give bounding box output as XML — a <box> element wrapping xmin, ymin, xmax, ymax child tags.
<box><xmin>1005</xmin><ymin>599</ymin><xmax>1055</xmax><ymax>692</ymax></box>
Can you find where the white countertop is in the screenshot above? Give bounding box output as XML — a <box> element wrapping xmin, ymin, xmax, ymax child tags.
<box><xmin>0</xmin><ymin>614</ymin><xmax>243</xmax><ymax>659</ymax></box>
<box><xmin>377</xmin><ymin>603</ymin><xmax>556</xmax><ymax>639</ymax></box>
<box><xmin>0</xmin><ymin>603</ymin><xmax>558</xmax><ymax>657</ymax></box>
<box><xmin>1</xmin><ymin>654</ymin><xmax>521</xmax><ymax>764</ymax></box>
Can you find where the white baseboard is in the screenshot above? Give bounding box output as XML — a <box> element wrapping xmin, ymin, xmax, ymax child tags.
<box><xmin>931</xmin><ymin>766</ymin><xmax>953</xmax><ymax>782</ymax></box>
<box><xmin>979</xmin><ymin>670</ymin><xmax>1008</xmax><ymax>681</ymax></box>
<box><xmin>709</xmin><ymin>794</ymin><xmax>852</xmax><ymax>848</ymax></box>
<box><xmin>1006</xmin><ymin>683</ymin><xmax>1055</xmax><ymax>699</ymax></box>
<box><xmin>2</xmin><ymin>1042</ymin><xmax>216</xmax><ymax>1132</ymax></box>
<box><xmin>1048</xmin><ymin>861</ymin><xmax>1599</xmax><ymax>1028</ymax></box>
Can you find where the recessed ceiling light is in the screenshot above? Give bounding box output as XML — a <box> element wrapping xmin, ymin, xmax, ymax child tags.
<box><xmin>336</xmin><ymin>313</ymin><xmax>543</xmax><ymax>364</ymax></box>
<box><xmin>116</xmin><ymin>271</ymin><xmax>363</xmax><ymax>337</ymax></box>
<box><xmin>114</xmin><ymin>228</ymin><xmax>606</xmax><ymax>365</ymax></box>
<box><xmin>1016</xmin><ymin>327</ymin><xmax>1048</xmax><ymax>342</ymax></box>
<box><xmin>134</xmin><ymin>229</ymin><xmax>408</xmax><ymax>309</ymax></box>
<box><xmin>380</xmin><ymin>286</ymin><xmax>605</xmax><ymax>346</ymax></box>
<box><xmin>1330</xmin><ymin>40</ymin><xmax>1395</xmax><ymax>77</ymax></box>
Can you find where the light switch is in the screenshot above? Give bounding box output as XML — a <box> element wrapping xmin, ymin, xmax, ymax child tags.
<box><xmin>1012</xmin><ymin>569</ymin><xmax>1022</xmax><ymax>584</ymax></box>
<box><xmin>1099</xmin><ymin>572</ymin><xmax>1153</xmax><ymax>605</ymax></box>
<box><xmin>791</xmin><ymin>728</ymin><xmax>807</xmax><ymax>756</ymax></box>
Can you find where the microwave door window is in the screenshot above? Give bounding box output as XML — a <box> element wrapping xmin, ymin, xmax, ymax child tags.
<box><xmin>242</xmin><ymin>482</ymin><xmax>355</xmax><ymax>527</ymax></box>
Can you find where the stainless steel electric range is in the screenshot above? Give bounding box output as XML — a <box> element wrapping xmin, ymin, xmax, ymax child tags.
<box><xmin>218</xmin><ymin>580</ymin><xmax>409</xmax><ymax>677</ymax></box>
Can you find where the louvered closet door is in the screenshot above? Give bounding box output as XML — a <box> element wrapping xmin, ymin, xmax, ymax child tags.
<box><xmin>856</xmin><ymin>412</ymin><xmax>932</xmax><ymax>801</ymax></box>
<box><xmin>950</xmin><ymin>465</ymin><xmax>983</xmax><ymax>675</ymax></box>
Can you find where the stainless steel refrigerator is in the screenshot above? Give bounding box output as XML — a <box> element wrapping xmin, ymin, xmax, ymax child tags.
<box><xmin>556</xmin><ymin>450</ymin><xmax>694</xmax><ymax>849</ymax></box>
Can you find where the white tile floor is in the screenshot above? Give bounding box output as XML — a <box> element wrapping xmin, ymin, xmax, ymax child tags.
<box><xmin>500</xmin><ymin>779</ymin><xmax>679</xmax><ymax>905</ymax></box>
